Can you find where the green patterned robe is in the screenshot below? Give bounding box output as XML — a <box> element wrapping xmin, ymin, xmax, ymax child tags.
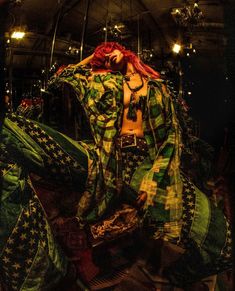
<box><xmin>0</xmin><ymin>65</ymin><xmax>232</xmax><ymax>287</ymax></box>
<box><xmin>0</xmin><ymin>152</ymin><xmax>67</xmax><ymax>290</ymax></box>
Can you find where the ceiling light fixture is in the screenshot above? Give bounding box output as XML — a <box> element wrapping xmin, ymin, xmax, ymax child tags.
<box><xmin>140</xmin><ymin>49</ymin><xmax>155</xmax><ymax>62</ymax></box>
<box><xmin>102</xmin><ymin>22</ymin><xmax>127</xmax><ymax>39</ymax></box>
<box><xmin>172</xmin><ymin>43</ymin><xmax>181</xmax><ymax>54</ymax></box>
<box><xmin>11</xmin><ymin>30</ymin><xmax>25</xmax><ymax>39</ymax></box>
<box><xmin>171</xmin><ymin>1</ymin><xmax>203</xmax><ymax>29</ymax></box>
<box><xmin>66</xmin><ymin>45</ymin><xmax>80</xmax><ymax>55</ymax></box>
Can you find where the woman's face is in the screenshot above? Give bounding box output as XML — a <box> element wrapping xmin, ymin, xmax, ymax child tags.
<box><xmin>104</xmin><ymin>49</ymin><xmax>125</xmax><ymax>71</ymax></box>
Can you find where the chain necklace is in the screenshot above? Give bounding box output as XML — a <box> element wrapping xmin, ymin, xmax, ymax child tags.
<box><xmin>124</xmin><ymin>74</ymin><xmax>144</xmax><ymax>121</ymax></box>
<box><xmin>123</xmin><ymin>71</ymin><xmax>137</xmax><ymax>81</ymax></box>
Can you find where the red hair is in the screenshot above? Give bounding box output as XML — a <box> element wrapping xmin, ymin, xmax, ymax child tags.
<box><xmin>90</xmin><ymin>42</ymin><xmax>160</xmax><ymax>79</ymax></box>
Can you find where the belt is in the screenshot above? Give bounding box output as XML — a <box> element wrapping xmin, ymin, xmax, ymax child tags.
<box><xmin>116</xmin><ymin>134</ymin><xmax>147</xmax><ymax>151</ymax></box>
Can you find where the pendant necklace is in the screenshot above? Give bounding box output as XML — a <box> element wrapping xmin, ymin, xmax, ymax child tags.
<box><xmin>124</xmin><ymin>74</ymin><xmax>144</xmax><ymax>121</ymax></box>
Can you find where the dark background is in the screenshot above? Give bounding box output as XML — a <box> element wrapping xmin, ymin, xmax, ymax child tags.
<box><xmin>1</xmin><ymin>0</ymin><xmax>234</xmax><ymax>155</ymax></box>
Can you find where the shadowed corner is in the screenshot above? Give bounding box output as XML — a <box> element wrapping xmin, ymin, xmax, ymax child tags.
<box><xmin>0</xmin><ymin>1</ymin><xmax>234</xmax><ymax>290</ymax></box>
<box><xmin>0</xmin><ymin>0</ymin><xmax>9</xmax><ymax>125</ymax></box>
<box><xmin>224</xmin><ymin>0</ymin><xmax>235</xmax><ymax>289</ymax></box>
<box><xmin>0</xmin><ymin>1</ymin><xmax>9</xmax><ymax>290</ymax></box>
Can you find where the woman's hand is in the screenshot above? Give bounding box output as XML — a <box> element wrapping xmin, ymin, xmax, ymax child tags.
<box><xmin>77</xmin><ymin>53</ymin><xmax>94</xmax><ymax>66</ymax></box>
<box><xmin>136</xmin><ymin>191</ymin><xmax>147</xmax><ymax>208</ymax></box>
<box><xmin>67</xmin><ymin>53</ymin><xmax>94</xmax><ymax>69</ymax></box>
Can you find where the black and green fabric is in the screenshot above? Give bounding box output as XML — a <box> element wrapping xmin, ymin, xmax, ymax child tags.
<box><xmin>0</xmin><ymin>64</ymin><xmax>232</xmax><ymax>287</ymax></box>
<box><xmin>0</xmin><ymin>115</ymin><xmax>89</xmax><ymax>290</ymax></box>
<box><xmin>0</xmin><ymin>152</ymin><xmax>67</xmax><ymax>290</ymax></box>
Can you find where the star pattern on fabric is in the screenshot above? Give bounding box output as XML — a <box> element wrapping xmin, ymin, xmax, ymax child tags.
<box><xmin>121</xmin><ymin>151</ymin><xmax>146</xmax><ymax>184</ymax></box>
<box><xmin>0</xmin><ymin>163</ymin><xmax>16</xmax><ymax>177</ymax></box>
<box><xmin>180</xmin><ymin>174</ymin><xmax>196</xmax><ymax>246</ymax></box>
<box><xmin>0</xmin><ymin>194</ymin><xmax>48</xmax><ymax>290</ymax></box>
<box><xmin>213</xmin><ymin>219</ymin><xmax>233</xmax><ymax>270</ymax></box>
<box><xmin>7</xmin><ymin>114</ymin><xmax>86</xmax><ymax>183</ymax></box>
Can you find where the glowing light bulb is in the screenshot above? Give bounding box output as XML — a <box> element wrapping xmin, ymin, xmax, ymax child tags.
<box><xmin>172</xmin><ymin>43</ymin><xmax>181</xmax><ymax>54</ymax></box>
<box><xmin>11</xmin><ymin>31</ymin><xmax>25</xmax><ymax>39</ymax></box>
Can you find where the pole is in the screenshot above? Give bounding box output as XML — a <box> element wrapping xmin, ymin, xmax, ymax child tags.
<box><xmin>80</xmin><ymin>0</ymin><xmax>90</xmax><ymax>62</ymax></box>
<box><xmin>50</xmin><ymin>1</ymin><xmax>63</xmax><ymax>68</ymax></box>
<box><xmin>0</xmin><ymin>0</ymin><xmax>9</xmax><ymax>119</ymax></box>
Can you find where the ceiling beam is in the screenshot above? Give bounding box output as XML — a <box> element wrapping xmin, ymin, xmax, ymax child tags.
<box><xmin>10</xmin><ymin>47</ymin><xmax>78</xmax><ymax>58</ymax></box>
<box><xmin>26</xmin><ymin>0</ymin><xmax>81</xmax><ymax>67</ymax></box>
<box><xmin>134</xmin><ymin>0</ymin><xmax>170</xmax><ymax>48</ymax></box>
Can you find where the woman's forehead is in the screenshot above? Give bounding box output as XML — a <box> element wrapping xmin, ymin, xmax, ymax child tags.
<box><xmin>100</xmin><ymin>44</ymin><xmax>124</xmax><ymax>53</ymax></box>
<box><xmin>105</xmin><ymin>49</ymin><xmax>121</xmax><ymax>55</ymax></box>
<box><xmin>103</xmin><ymin>47</ymin><xmax>116</xmax><ymax>53</ymax></box>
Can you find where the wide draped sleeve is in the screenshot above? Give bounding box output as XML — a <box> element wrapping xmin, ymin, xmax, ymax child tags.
<box><xmin>140</xmin><ymin>79</ymin><xmax>183</xmax><ymax>238</ymax></box>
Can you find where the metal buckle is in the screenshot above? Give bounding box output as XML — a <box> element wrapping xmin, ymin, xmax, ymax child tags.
<box><xmin>120</xmin><ymin>134</ymin><xmax>137</xmax><ymax>148</ymax></box>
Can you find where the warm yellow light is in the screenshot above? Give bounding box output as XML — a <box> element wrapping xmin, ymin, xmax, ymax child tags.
<box><xmin>11</xmin><ymin>31</ymin><xmax>25</xmax><ymax>39</ymax></box>
<box><xmin>172</xmin><ymin>43</ymin><xmax>181</xmax><ymax>54</ymax></box>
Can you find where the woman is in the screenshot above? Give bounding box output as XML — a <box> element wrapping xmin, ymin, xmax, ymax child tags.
<box><xmin>1</xmin><ymin>42</ymin><xmax>232</xmax><ymax>289</ymax></box>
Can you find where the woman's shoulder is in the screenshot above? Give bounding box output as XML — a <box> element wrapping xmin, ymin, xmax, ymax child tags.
<box><xmin>147</xmin><ymin>77</ymin><xmax>175</xmax><ymax>100</ymax></box>
<box><xmin>147</xmin><ymin>77</ymin><xmax>167</xmax><ymax>90</ymax></box>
